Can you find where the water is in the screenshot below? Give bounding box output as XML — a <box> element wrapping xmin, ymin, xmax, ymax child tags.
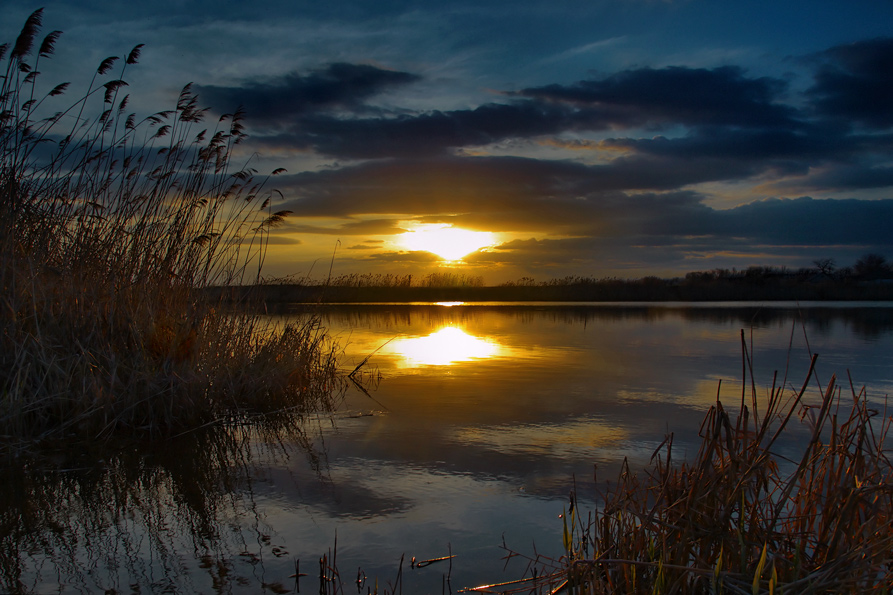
<box><xmin>3</xmin><ymin>302</ymin><xmax>893</xmax><ymax>593</ymax></box>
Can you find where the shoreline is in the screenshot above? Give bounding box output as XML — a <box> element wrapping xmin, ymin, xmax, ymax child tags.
<box><xmin>205</xmin><ymin>282</ymin><xmax>893</xmax><ymax>305</ymax></box>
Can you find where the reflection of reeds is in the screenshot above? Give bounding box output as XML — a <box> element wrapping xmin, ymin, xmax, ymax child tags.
<box><xmin>0</xmin><ymin>421</ymin><xmax>326</xmax><ymax>593</ymax></box>
<box><xmin>476</xmin><ymin>349</ymin><xmax>892</xmax><ymax>594</ymax></box>
<box><xmin>0</xmin><ymin>11</ymin><xmax>338</xmax><ymax>448</ymax></box>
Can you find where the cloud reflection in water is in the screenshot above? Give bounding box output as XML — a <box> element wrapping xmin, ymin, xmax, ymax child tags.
<box><xmin>453</xmin><ymin>418</ymin><xmax>630</xmax><ymax>459</ymax></box>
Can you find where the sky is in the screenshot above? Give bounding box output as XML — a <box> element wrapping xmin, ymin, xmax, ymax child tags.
<box><xmin>4</xmin><ymin>0</ymin><xmax>893</xmax><ymax>283</ymax></box>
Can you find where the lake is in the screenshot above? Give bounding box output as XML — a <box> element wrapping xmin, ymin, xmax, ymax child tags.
<box><xmin>3</xmin><ymin>302</ymin><xmax>892</xmax><ymax>594</ymax></box>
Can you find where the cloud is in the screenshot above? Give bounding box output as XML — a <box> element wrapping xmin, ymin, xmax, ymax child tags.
<box><xmin>277</xmin><ymin>155</ymin><xmax>755</xmax><ymax>226</ymax></box>
<box><xmin>235</xmin><ymin>235</ymin><xmax>302</xmax><ymax>245</ymax></box>
<box><xmin>599</xmin><ymin>128</ymin><xmax>831</xmax><ymax>163</ymax></box>
<box><xmin>771</xmin><ymin>164</ymin><xmax>893</xmax><ymax>193</ymax></box>
<box><xmin>246</xmin><ymin>63</ymin><xmax>807</xmax><ymax>160</ymax></box>
<box><xmin>466</xmin><ymin>197</ymin><xmax>893</xmax><ymax>276</ymax></box>
<box><xmin>274</xmin><ymin>152</ymin><xmax>893</xmax><ymax>253</ymax></box>
<box><xmin>713</xmin><ymin>197</ymin><xmax>893</xmax><ymax>246</ymax></box>
<box><xmin>807</xmin><ymin>37</ymin><xmax>893</xmax><ymax>128</ymax></box>
<box><xmin>365</xmin><ymin>251</ymin><xmax>442</xmax><ymax>263</ymax></box>
<box><xmin>256</xmin><ymin>100</ymin><xmax>580</xmax><ymax>158</ymax></box>
<box><xmin>516</xmin><ymin>65</ymin><xmax>799</xmax><ymax>129</ymax></box>
<box><xmin>285</xmin><ymin>218</ymin><xmax>408</xmax><ymax>236</ymax></box>
<box><xmin>278</xmin><ymin>156</ymin><xmax>599</xmax><ymax>221</ymax></box>
<box><xmin>536</xmin><ymin>36</ymin><xmax>628</xmax><ymax>65</ymax></box>
<box><xmin>206</xmin><ymin>39</ymin><xmax>893</xmax><ymax>277</ymax></box>
<box><xmin>195</xmin><ymin>63</ymin><xmax>420</xmax><ymax>125</ymax></box>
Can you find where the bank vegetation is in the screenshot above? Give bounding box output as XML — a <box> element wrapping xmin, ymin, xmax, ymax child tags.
<box><xmin>549</xmin><ymin>350</ymin><xmax>892</xmax><ymax>594</ymax></box>
<box><xmin>0</xmin><ymin>11</ymin><xmax>339</xmax><ymax>454</ymax></box>
<box><xmin>221</xmin><ymin>258</ymin><xmax>893</xmax><ymax>304</ymax></box>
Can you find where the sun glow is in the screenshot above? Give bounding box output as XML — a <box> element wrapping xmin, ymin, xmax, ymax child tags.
<box><xmin>399</xmin><ymin>224</ymin><xmax>495</xmax><ymax>261</ymax></box>
<box><xmin>384</xmin><ymin>327</ymin><xmax>503</xmax><ymax>367</ymax></box>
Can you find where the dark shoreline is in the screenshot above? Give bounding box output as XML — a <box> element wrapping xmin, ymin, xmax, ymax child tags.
<box><xmin>207</xmin><ymin>279</ymin><xmax>893</xmax><ymax>305</ymax></box>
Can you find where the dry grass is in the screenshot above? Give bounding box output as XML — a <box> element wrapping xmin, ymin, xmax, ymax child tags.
<box><xmin>0</xmin><ymin>10</ymin><xmax>339</xmax><ymax>450</ymax></box>
<box><xmin>324</xmin><ymin>272</ymin><xmax>484</xmax><ymax>289</ymax></box>
<box><xmin>574</xmin><ymin>361</ymin><xmax>892</xmax><ymax>593</ymax></box>
<box><xmin>471</xmin><ymin>337</ymin><xmax>892</xmax><ymax>594</ymax></box>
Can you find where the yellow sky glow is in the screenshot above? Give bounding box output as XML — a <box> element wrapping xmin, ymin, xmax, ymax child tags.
<box><xmin>399</xmin><ymin>224</ymin><xmax>496</xmax><ymax>261</ymax></box>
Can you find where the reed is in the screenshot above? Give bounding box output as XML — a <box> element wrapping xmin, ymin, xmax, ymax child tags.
<box><xmin>328</xmin><ymin>272</ymin><xmax>415</xmax><ymax>288</ymax></box>
<box><xmin>0</xmin><ymin>418</ymin><xmax>329</xmax><ymax>593</ymax></box>
<box><xmin>476</xmin><ymin>340</ymin><xmax>893</xmax><ymax>594</ymax></box>
<box><xmin>0</xmin><ymin>10</ymin><xmax>338</xmax><ymax>450</ymax></box>
<box><xmin>323</xmin><ymin>272</ymin><xmax>484</xmax><ymax>289</ymax></box>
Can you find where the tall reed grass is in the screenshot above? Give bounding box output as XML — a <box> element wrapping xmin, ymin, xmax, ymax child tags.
<box><xmin>0</xmin><ymin>417</ymin><xmax>332</xmax><ymax>593</ymax></box>
<box><xmin>0</xmin><ymin>10</ymin><xmax>339</xmax><ymax>450</ymax></box>
<box><xmin>471</xmin><ymin>340</ymin><xmax>892</xmax><ymax>594</ymax></box>
<box><xmin>323</xmin><ymin>272</ymin><xmax>484</xmax><ymax>289</ymax></box>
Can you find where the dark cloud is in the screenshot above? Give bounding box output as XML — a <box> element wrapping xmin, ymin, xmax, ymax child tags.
<box><xmin>807</xmin><ymin>38</ymin><xmax>893</xmax><ymax>128</ymax></box>
<box><xmin>346</xmin><ymin>239</ymin><xmax>385</xmax><ymax>250</ymax></box>
<box><xmin>714</xmin><ymin>197</ymin><xmax>893</xmax><ymax>246</ymax></box>
<box><xmin>256</xmin><ymin>64</ymin><xmax>801</xmax><ymax>159</ymax></box>
<box><xmin>274</xmin><ymin>151</ymin><xmax>893</xmax><ymax>253</ymax></box>
<box><xmin>285</xmin><ymin>218</ymin><xmax>408</xmax><ymax>236</ymax></box>
<box><xmin>236</xmin><ymin>235</ymin><xmax>302</xmax><ymax>245</ymax></box>
<box><xmin>278</xmin><ymin>155</ymin><xmax>757</xmax><ymax>225</ymax></box>
<box><xmin>600</xmin><ymin>128</ymin><xmax>831</xmax><ymax>163</ymax></box>
<box><xmin>471</xmin><ymin>235</ymin><xmax>719</xmax><ymax>274</ymax></box>
<box><xmin>278</xmin><ymin>156</ymin><xmax>594</xmax><ymax>220</ymax></box>
<box><xmin>516</xmin><ymin>66</ymin><xmax>799</xmax><ymax>129</ymax></box>
<box><xmin>774</xmin><ymin>165</ymin><xmax>893</xmax><ymax>192</ymax></box>
<box><xmin>216</xmin><ymin>37</ymin><xmax>893</xmax><ymax>277</ymax></box>
<box><xmin>236</xmin><ymin>53</ymin><xmax>891</xmax><ymax>171</ymax></box>
<box><xmin>467</xmin><ymin>197</ymin><xmax>893</xmax><ymax>275</ymax></box>
<box><xmin>196</xmin><ymin>63</ymin><xmax>420</xmax><ymax>124</ymax></box>
<box><xmin>366</xmin><ymin>251</ymin><xmax>442</xmax><ymax>263</ymax></box>
<box><xmin>258</xmin><ymin>101</ymin><xmax>580</xmax><ymax>158</ymax></box>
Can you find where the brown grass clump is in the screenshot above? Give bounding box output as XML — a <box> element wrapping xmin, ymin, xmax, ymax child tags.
<box><xmin>573</xmin><ymin>359</ymin><xmax>892</xmax><ymax>593</ymax></box>
<box><xmin>0</xmin><ymin>10</ymin><xmax>339</xmax><ymax>450</ymax></box>
<box><xmin>478</xmin><ymin>341</ymin><xmax>892</xmax><ymax>594</ymax></box>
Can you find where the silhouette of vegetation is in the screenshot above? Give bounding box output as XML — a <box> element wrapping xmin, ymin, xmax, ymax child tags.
<box><xmin>492</xmin><ymin>353</ymin><xmax>893</xmax><ymax>594</ymax></box>
<box><xmin>854</xmin><ymin>253</ymin><xmax>892</xmax><ymax>281</ymax></box>
<box><xmin>0</xmin><ymin>420</ymin><xmax>327</xmax><ymax>593</ymax></box>
<box><xmin>0</xmin><ymin>11</ymin><xmax>340</xmax><ymax>452</ymax></box>
<box><xmin>238</xmin><ymin>255</ymin><xmax>893</xmax><ymax>304</ymax></box>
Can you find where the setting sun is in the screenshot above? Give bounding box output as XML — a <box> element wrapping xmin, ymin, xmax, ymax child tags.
<box><xmin>399</xmin><ymin>224</ymin><xmax>495</xmax><ymax>261</ymax></box>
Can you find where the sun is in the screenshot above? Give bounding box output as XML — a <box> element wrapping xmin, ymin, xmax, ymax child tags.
<box><xmin>399</xmin><ymin>224</ymin><xmax>496</xmax><ymax>261</ymax></box>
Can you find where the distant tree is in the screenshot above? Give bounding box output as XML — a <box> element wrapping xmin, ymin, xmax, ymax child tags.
<box><xmin>813</xmin><ymin>258</ymin><xmax>835</xmax><ymax>276</ymax></box>
<box><xmin>744</xmin><ymin>265</ymin><xmax>768</xmax><ymax>279</ymax></box>
<box><xmin>853</xmin><ymin>253</ymin><xmax>891</xmax><ymax>280</ymax></box>
<box><xmin>685</xmin><ymin>271</ymin><xmax>716</xmax><ymax>283</ymax></box>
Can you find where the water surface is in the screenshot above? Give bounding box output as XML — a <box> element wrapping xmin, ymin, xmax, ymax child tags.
<box><xmin>3</xmin><ymin>302</ymin><xmax>892</xmax><ymax>593</ymax></box>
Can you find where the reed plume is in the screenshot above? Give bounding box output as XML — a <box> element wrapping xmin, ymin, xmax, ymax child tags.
<box><xmin>0</xmin><ymin>10</ymin><xmax>337</xmax><ymax>450</ymax></box>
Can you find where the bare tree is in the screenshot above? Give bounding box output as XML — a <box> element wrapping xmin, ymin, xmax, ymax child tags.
<box><xmin>854</xmin><ymin>253</ymin><xmax>891</xmax><ymax>280</ymax></box>
<box><xmin>813</xmin><ymin>258</ymin><xmax>835</xmax><ymax>276</ymax></box>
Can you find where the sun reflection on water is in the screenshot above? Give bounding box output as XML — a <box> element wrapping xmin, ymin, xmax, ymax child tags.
<box><xmin>384</xmin><ymin>326</ymin><xmax>503</xmax><ymax>366</ymax></box>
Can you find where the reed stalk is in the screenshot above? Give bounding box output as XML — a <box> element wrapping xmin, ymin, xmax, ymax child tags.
<box><xmin>0</xmin><ymin>10</ymin><xmax>339</xmax><ymax>450</ymax></box>
<box><xmin>461</xmin><ymin>352</ymin><xmax>891</xmax><ymax>594</ymax></box>
<box><xmin>559</xmin><ymin>354</ymin><xmax>892</xmax><ymax>594</ymax></box>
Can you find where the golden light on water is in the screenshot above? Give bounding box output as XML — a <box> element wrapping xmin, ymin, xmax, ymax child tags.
<box><xmin>453</xmin><ymin>419</ymin><xmax>629</xmax><ymax>459</ymax></box>
<box><xmin>384</xmin><ymin>326</ymin><xmax>503</xmax><ymax>366</ymax></box>
<box><xmin>399</xmin><ymin>224</ymin><xmax>495</xmax><ymax>261</ymax></box>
